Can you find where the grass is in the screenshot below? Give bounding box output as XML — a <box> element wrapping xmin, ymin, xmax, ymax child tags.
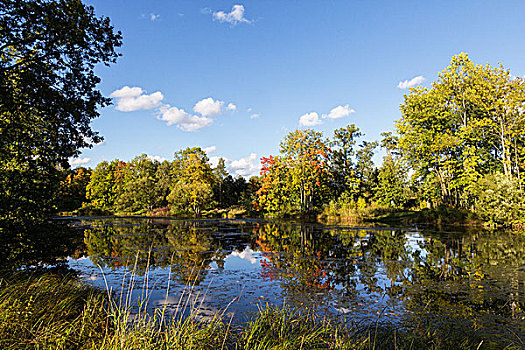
<box><xmin>0</xmin><ymin>272</ymin><xmax>522</xmax><ymax>350</ymax></box>
<box><xmin>319</xmin><ymin>205</ymin><xmax>481</xmax><ymax>228</ymax></box>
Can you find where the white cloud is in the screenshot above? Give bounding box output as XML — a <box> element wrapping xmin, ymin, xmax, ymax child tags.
<box><xmin>230</xmin><ymin>153</ymin><xmax>259</xmax><ymax>177</ymax></box>
<box><xmin>147</xmin><ymin>155</ymin><xmax>166</xmax><ymax>162</ymax></box>
<box><xmin>322</xmin><ymin>104</ymin><xmax>355</xmax><ymax>119</ymax></box>
<box><xmin>299</xmin><ymin>112</ymin><xmax>322</xmax><ymax>126</ymax></box>
<box><xmin>150</xmin><ymin>13</ymin><xmax>160</xmax><ymax>21</ymax></box>
<box><xmin>246</xmin><ymin>107</ymin><xmax>252</xmax><ymax>112</ymax></box>
<box><xmin>203</xmin><ymin>145</ymin><xmax>216</xmax><ymax>154</ymax></box>
<box><xmin>208</xmin><ymin>156</ymin><xmax>223</xmax><ymax>168</ymax></box>
<box><xmin>212</xmin><ymin>5</ymin><xmax>252</xmax><ymax>25</ymax></box>
<box><xmin>110</xmin><ymin>86</ymin><xmax>164</xmax><ymax>112</ymax></box>
<box><xmin>111</xmin><ymin>85</ymin><xmax>235</xmax><ymax>132</ymax></box>
<box><xmin>69</xmin><ymin>157</ymin><xmax>91</xmax><ymax>166</ymax></box>
<box><xmin>397</xmin><ymin>76</ymin><xmax>425</xmax><ymax>89</ymax></box>
<box><xmin>158</xmin><ymin>105</ymin><xmax>212</xmax><ymax>131</ymax></box>
<box><xmin>250</xmin><ymin>113</ymin><xmax>260</xmax><ymax>119</ymax></box>
<box><xmin>193</xmin><ymin>97</ymin><xmax>224</xmax><ymax>117</ymax></box>
<box><xmin>229</xmin><ymin>247</ymin><xmax>257</xmax><ymax>264</ymax></box>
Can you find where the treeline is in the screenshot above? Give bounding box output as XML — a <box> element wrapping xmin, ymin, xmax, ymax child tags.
<box><xmin>59</xmin><ymin>53</ymin><xmax>525</xmax><ymax>225</ymax></box>
<box><xmin>58</xmin><ymin>149</ymin><xmax>259</xmax><ymax>216</ymax></box>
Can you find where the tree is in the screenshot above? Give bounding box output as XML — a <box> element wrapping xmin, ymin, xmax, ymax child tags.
<box><xmin>86</xmin><ymin>159</ymin><xmax>126</xmax><ymax>212</ymax></box>
<box><xmin>330</xmin><ymin>124</ymin><xmax>362</xmax><ymax>199</ymax></box>
<box><xmin>55</xmin><ymin>167</ymin><xmax>92</xmax><ymax>212</ymax></box>
<box><xmin>117</xmin><ymin>155</ymin><xmax>164</xmax><ymax>213</ymax></box>
<box><xmin>212</xmin><ymin>158</ymin><xmax>228</xmax><ymax>208</ymax></box>
<box><xmin>355</xmin><ymin>140</ymin><xmax>378</xmax><ymax>203</ymax></box>
<box><xmin>168</xmin><ymin>147</ymin><xmax>214</xmax><ymax>216</ymax></box>
<box><xmin>375</xmin><ymin>133</ymin><xmax>408</xmax><ymax>208</ymax></box>
<box><xmin>256</xmin><ymin>155</ymin><xmax>291</xmax><ymax>214</ymax></box>
<box><xmin>0</xmin><ymin>0</ymin><xmax>121</xmax><ymax>230</ymax></box>
<box><xmin>397</xmin><ymin>53</ymin><xmax>525</xmax><ymax>208</ymax></box>
<box><xmin>257</xmin><ymin>130</ymin><xmax>330</xmax><ymax>214</ymax></box>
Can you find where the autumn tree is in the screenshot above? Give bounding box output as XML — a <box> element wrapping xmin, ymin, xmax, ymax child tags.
<box><xmin>257</xmin><ymin>130</ymin><xmax>330</xmax><ymax>214</ymax></box>
<box><xmin>55</xmin><ymin>167</ymin><xmax>92</xmax><ymax>212</ymax></box>
<box><xmin>256</xmin><ymin>155</ymin><xmax>291</xmax><ymax>214</ymax></box>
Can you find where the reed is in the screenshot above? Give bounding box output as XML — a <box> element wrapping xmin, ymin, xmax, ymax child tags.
<box><xmin>1</xmin><ymin>271</ymin><xmax>522</xmax><ymax>350</ymax></box>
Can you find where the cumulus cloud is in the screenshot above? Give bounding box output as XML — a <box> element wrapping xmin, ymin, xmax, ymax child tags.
<box><xmin>110</xmin><ymin>86</ymin><xmax>164</xmax><ymax>112</ymax></box>
<box><xmin>208</xmin><ymin>153</ymin><xmax>260</xmax><ymax>178</ymax></box>
<box><xmin>230</xmin><ymin>153</ymin><xmax>259</xmax><ymax>177</ymax></box>
<box><xmin>203</xmin><ymin>145</ymin><xmax>216</xmax><ymax>154</ymax></box>
<box><xmin>69</xmin><ymin>157</ymin><xmax>91</xmax><ymax>166</ymax></box>
<box><xmin>299</xmin><ymin>112</ymin><xmax>322</xmax><ymax>126</ymax></box>
<box><xmin>147</xmin><ymin>155</ymin><xmax>166</xmax><ymax>162</ymax></box>
<box><xmin>250</xmin><ymin>113</ymin><xmax>260</xmax><ymax>119</ymax></box>
<box><xmin>212</xmin><ymin>5</ymin><xmax>252</xmax><ymax>25</ymax></box>
<box><xmin>322</xmin><ymin>104</ymin><xmax>355</xmax><ymax>119</ymax></box>
<box><xmin>150</xmin><ymin>13</ymin><xmax>160</xmax><ymax>21</ymax></box>
<box><xmin>208</xmin><ymin>156</ymin><xmax>223</xmax><ymax>168</ymax></box>
<box><xmin>397</xmin><ymin>76</ymin><xmax>425</xmax><ymax>89</ymax></box>
<box><xmin>230</xmin><ymin>247</ymin><xmax>257</xmax><ymax>264</ymax></box>
<box><xmin>158</xmin><ymin>105</ymin><xmax>212</xmax><ymax>131</ymax></box>
<box><xmin>112</xmin><ymin>86</ymin><xmax>236</xmax><ymax>132</ymax></box>
<box><xmin>193</xmin><ymin>97</ymin><xmax>225</xmax><ymax>117</ymax></box>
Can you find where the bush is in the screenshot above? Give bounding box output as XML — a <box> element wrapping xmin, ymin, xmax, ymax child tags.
<box><xmin>472</xmin><ymin>173</ymin><xmax>525</xmax><ymax>226</ymax></box>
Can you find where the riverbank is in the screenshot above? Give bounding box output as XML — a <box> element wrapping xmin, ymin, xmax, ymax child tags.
<box><xmin>61</xmin><ymin>204</ymin><xmax>498</xmax><ymax>229</ymax></box>
<box><xmin>318</xmin><ymin>206</ymin><xmax>483</xmax><ymax>228</ymax></box>
<box><xmin>1</xmin><ymin>272</ymin><xmax>521</xmax><ymax>350</ymax></box>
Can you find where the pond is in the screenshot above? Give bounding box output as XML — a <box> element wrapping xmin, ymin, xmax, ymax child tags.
<box><xmin>20</xmin><ymin>217</ymin><xmax>525</xmax><ymax>342</ymax></box>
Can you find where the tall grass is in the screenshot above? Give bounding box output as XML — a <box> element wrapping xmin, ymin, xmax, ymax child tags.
<box><xmin>0</xmin><ymin>273</ymin><xmax>109</xmax><ymax>349</ymax></box>
<box><xmin>1</xmin><ymin>271</ymin><xmax>522</xmax><ymax>350</ymax></box>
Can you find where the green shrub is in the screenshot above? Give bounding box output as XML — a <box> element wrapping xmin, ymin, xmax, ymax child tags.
<box><xmin>472</xmin><ymin>173</ymin><xmax>525</xmax><ymax>226</ymax></box>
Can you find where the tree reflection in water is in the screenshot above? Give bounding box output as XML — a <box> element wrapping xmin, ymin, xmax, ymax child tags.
<box><xmin>77</xmin><ymin>218</ymin><xmax>525</xmax><ymax>340</ymax></box>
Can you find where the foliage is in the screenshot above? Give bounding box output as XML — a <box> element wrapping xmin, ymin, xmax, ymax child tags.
<box><xmin>86</xmin><ymin>160</ymin><xmax>126</xmax><ymax>212</ymax></box>
<box><xmin>168</xmin><ymin>147</ymin><xmax>214</xmax><ymax>216</ymax></box>
<box><xmin>472</xmin><ymin>172</ymin><xmax>525</xmax><ymax>226</ymax></box>
<box><xmin>330</xmin><ymin>124</ymin><xmax>362</xmax><ymax>199</ymax></box>
<box><xmin>257</xmin><ymin>129</ymin><xmax>332</xmax><ymax>214</ymax></box>
<box><xmin>55</xmin><ymin>167</ymin><xmax>92</xmax><ymax>212</ymax></box>
<box><xmin>397</xmin><ymin>53</ymin><xmax>525</xmax><ymax>208</ymax></box>
<box><xmin>375</xmin><ymin>132</ymin><xmax>409</xmax><ymax>208</ymax></box>
<box><xmin>0</xmin><ymin>0</ymin><xmax>121</xmax><ymax>231</ymax></box>
<box><xmin>116</xmin><ymin>155</ymin><xmax>167</xmax><ymax>213</ymax></box>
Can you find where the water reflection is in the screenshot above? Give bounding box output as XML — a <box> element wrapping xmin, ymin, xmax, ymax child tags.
<box><xmin>25</xmin><ymin>218</ymin><xmax>525</xmax><ymax>341</ymax></box>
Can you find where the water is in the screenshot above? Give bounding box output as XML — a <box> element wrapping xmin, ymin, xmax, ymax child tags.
<box><xmin>33</xmin><ymin>217</ymin><xmax>525</xmax><ymax>340</ymax></box>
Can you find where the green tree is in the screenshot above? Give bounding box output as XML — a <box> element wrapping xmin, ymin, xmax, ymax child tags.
<box><xmin>0</xmin><ymin>0</ymin><xmax>121</xmax><ymax>231</ymax></box>
<box><xmin>256</xmin><ymin>155</ymin><xmax>292</xmax><ymax>214</ymax></box>
<box><xmin>86</xmin><ymin>160</ymin><xmax>125</xmax><ymax>212</ymax></box>
<box><xmin>330</xmin><ymin>124</ymin><xmax>362</xmax><ymax>199</ymax></box>
<box><xmin>280</xmin><ymin>129</ymin><xmax>331</xmax><ymax>213</ymax></box>
<box><xmin>168</xmin><ymin>147</ymin><xmax>214</xmax><ymax>216</ymax></box>
<box><xmin>355</xmin><ymin>140</ymin><xmax>378</xmax><ymax>203</ymax></box>
<box><xmin>375</xmin><ymin>132</ymin><xmax>409</xmax><ymax>208</ymax></box>
<box><xmin>397</xmin><ymin>53</ymin><xmax>525</xmax><ymax>208</ymax></box>
<box><xmin>117</xmin><ymin>154</ymin><xmax>163</xmax><ymax>213</ymax></box>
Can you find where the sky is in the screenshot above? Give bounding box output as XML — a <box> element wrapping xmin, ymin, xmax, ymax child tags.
<box><xmin>72</xmin><ymin>0</ymin><xmax>525</xmax><ymax>177</ymax></box>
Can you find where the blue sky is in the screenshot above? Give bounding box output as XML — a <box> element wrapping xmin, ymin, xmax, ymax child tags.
<box><xmin>73</xmin><ymin>0</ymin><xmax>525</xmax><ymax>177</ymax></box>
